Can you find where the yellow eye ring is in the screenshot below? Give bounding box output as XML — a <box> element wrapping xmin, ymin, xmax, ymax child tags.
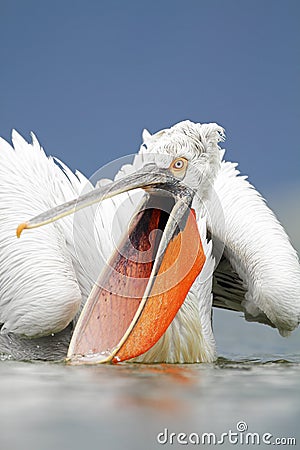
<box><xmin>170</xmin><ymin>157</ymin><xmax>188</xmax><ymax>172</ymax></box>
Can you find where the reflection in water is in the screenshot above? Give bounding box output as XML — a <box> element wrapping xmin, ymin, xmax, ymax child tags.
<box><xmin>98</xmin><ymin>364</ymin><xmax>196</xmax><ymax>413</ymax></box>
<box><xmin>0</xmin><ymin>357</ymin><xmax>299</xmax><ymax>450</ymax></box>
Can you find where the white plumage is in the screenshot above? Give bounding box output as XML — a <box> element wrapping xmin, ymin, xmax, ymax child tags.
<box><xmin>213</xmin><ymin>159</ymin><xmax>300</xmax><ymax>336</ymax></box>
<box><xmin>0</xmin><ymin>131</ymin><xmax>82</xmax><ymax>337</ymax></box>
<box><xmin>0</xmin><ymin>121</ymin><xmax>299</xmax><ymax>362</ymax></box>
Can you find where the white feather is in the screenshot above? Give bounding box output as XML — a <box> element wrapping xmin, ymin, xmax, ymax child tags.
<box><xmin>0</xmin><ymin>132</ymin><xmax>82</xmax><ymax>337</ymax></box>
<box><xmin>213</xmin><ymin>158</ymin><xmax>300</xmax><ymax>335</ymax></box>
<box><xmin>0</xmin><ymin>133</ymin><xmax>142</xmax><ymax>337</ymax></box>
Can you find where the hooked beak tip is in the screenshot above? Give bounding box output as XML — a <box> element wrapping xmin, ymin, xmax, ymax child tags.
<box><xmin>16</xmin><ymin>222</ymin><xmax>28</xmax><ymax>238</ymax></box>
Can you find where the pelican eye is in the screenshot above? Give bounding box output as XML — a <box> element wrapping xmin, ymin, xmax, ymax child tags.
<box><xmin>174</xmin><ymin>160</ymin><xmax>184</xmax><ymax>169</ymax></box>
<box><xmin>169</xmin><ymin>157</ymin><xmax>188</xmax><ymax>174</ymax></box>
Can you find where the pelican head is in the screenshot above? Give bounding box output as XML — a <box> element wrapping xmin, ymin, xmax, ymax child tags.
<box><xmin>139</xmin><ymin>120</ymin><xmax>223</xmax><ymax>195</ymax></box>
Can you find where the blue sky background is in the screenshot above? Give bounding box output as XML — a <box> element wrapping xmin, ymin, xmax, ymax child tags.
<box><xmin>0</xmin><ymin>1</ymin><xmax>299</xmax><ymax>231</ymax></box>
<box><xmin>0</xmin><ymin>0</ymin><xmax>300</xmax><ymax>361</ymax></box>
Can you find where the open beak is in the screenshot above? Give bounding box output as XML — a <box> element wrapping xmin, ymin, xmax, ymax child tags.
<box><xmin>17</xmin><ymin>164</ymin><xmax>206</xmax><ymax>364</ymax></box>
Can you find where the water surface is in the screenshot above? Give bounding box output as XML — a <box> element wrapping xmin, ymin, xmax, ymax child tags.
<box><xmin>1</xmin><ymin>310</ymin><xmax>299</xmax><ymax>449</ymax></box>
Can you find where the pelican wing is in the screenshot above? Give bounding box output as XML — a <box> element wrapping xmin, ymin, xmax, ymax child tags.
<box><xmin>210</xmin><ymin>158</ymin><xmax>300</xmax><ymax>336</ymax></box>
<box><xmin>0</xmin><ymin>131</ymin><xmax>142</xmax><ymax>339</ymax></box>
<box><xmin>212</xmin><ymin>255</ymin><xmax>275</xmax><ymax>328</ymax></box>
<box><xmin>0</xmin><ymin>131</ymin><xmax>83</xmax><ymax>337</ymax></box>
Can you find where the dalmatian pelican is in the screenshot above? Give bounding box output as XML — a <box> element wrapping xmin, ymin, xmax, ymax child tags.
<box><xmin>0</xmin><ymin>121</ymin><xmax>299</xmax><ymax>363</ymax></box>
